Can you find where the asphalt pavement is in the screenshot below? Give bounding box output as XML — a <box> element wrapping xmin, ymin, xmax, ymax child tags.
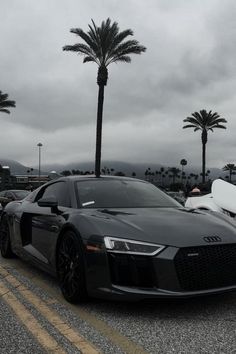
<box><xmin>1</xmin><ymin>255</ymin><xmax>236</xmax><ymax>353</ymax></box>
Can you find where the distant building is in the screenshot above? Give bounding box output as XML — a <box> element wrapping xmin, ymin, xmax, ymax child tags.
<box><xmin>0</xmin><ymin>166</ymin><xmax>16</xmax><ymax>190</ymax></box>
<box><xmin>13</xmin><ymin>174</ymin><xmax>49</xmax><ymax>189</ymax></box>
<box><xmin>0</xmin><ymin>165</ymin><xmax>62</xmax><ymax>191</ymax></box>
<box><xmin>0</xmin><ymin>167</ymin><xmax>50</xmax><ymax>191</ymax></box>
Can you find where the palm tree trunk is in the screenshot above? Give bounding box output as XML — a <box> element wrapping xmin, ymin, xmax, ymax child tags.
<box><xmin>95</xmin><ymin>84</ymin><xmax>105</xmax><ymax>177</ymax></box>
<box><xmin>202</xmin><ymin>142</ymin><xmax>206</xmax><ymax>184</ymax></box>
<box><xmin>201</xmin><ymin>130</ymin><xmax>207</xmax><ymax>184</ymax></box>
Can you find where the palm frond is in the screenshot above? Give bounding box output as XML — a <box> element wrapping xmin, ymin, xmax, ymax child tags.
<box><xmin>223</xmin><ymin>164</ymin><xmax>236</xmax><ymax>171</ymax></box>
<box><xmin>111</xmin><ymin>55</ymin><xmax>132</xmax><ymax>63</ymax></box>
<box><xmin>0</xmin><ymin>92</ymin><xmax>8</xmax><ymax>101</ymax></box>
<box><xmin>101</xmin><ymin>20</ymin><xmax>119</xmax><ymax>52</ymax></box>
<box><xmin>83</xmin><ymin>56</ymin><xmax>97</xmax><ymax>63</ymax></box>
<box><xmin>63</xmin><ymin>43</ymin><xmax>99</xmax><ymax>64</ymax></box>
<box><xmin>210</xmin><ymin>124</ymin><xmax>227</xmax><ymax>129</ymax></box>
<box><xmin>108</xmin><ymin>29</ymin><xmax>133</xmax><ymax>52</ymax></box>
<box><xmin>108</xmin><ymin>44</ymin><xmax>146</xmax><ymax>65</ymax></box>
<box><xmin>113</xmin><ymin>40</ymin><xmax>146</xmax><ymax>56</ymax></box>
<box><xmin>209</xmin><ymin>111</ymin><xmax>220</xmax><ymax>119</ymax></box>
<box><xmin>70</xmin><ymin>28</ymin><xmax>99</xmax><ymax>55</ymax></box>
<box><xmin>63</xmin><ymin>18</ymin><xmax>146</xmax><ymax>71</ymax></box>
<box><xmin>63</xmin><ymin>44</ymin><xmax>79</xmax><ymax>52</ymax></box>
<box><xmin>88</xmin><ymin>21</ymin><xmax>100</xmax><ymax>46</ymax></box>
<box><xmin>207</xmin><ymin>115</ymin><xmax>221</xmax><ymax>125</ymax></box>
<box><xmin>63</xmin><ymin>43</ymin><xmax>97</xmax><ymax>59</ymax></box>
<box><xmin>0</xmin><ymin>101</ymin><xmax>15</xmax><ymax>108</ymax></box>
<box><xmin>63</xmin><ymin>43</ymin><xmax>91</xmax><ymax>54</ymax></box>
<box><xmin>99</xmin><ymin>19</ymin><xmax>131</xmax><ymax>65</ymax></box>
<box><xmin>191</xmin><ymin>111</ymin><xmax>204</xmax><ymax>122</ymax></box>
<box><xmin>183</xmin><ymin>117</ymin><xmax>202</xmax><ymax>127</ymax></box>
<box><xmin>0</xmin><ymin>108</ymin><xmax>10</xmax><ymax>114</ymax></box>
<box><xmin>212</xmin><ymin>118</ymin><xmax>227</xmax><ymax>124</ymax></box>
<box><xmin>184</xmin><ymin>109</ymin><xmax>227</xmax><ymax>132</ymax></box>
<box><xmin>183</xmin><ymin>124</ymin><xmax>198</xmax><ymax>129</ymax></box>
<box><xmin>0</xmin><ymin>91</ymin><xmax>16</xmax><ymax>114</ymax></box>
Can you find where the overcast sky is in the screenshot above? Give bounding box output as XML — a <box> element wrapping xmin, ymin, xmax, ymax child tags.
<box><xmin>1</xmin><ymin>0</ymin><xmax>236</xmax><ymax>170</ymax></box>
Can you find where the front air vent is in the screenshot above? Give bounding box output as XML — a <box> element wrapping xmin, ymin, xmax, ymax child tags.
<box><xmin>174</xmin><ymin>244</ymin><xmax>236</xmax><ymax>291</ymax></box>
<box><xmin>108</xmin><ymin>253</ymin><xmax>157</xmax><ymax>288</ymax></box>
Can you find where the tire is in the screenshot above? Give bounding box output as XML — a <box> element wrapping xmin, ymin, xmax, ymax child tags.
<box><xmin>0</xmin><ymin>216</ymin><xmax>14</xmax><ymax>258</ymax></box>
<box><xmin>57</xmin><ymin>230</ymin><xmax>88</xmax><ymax>303</ymax></box>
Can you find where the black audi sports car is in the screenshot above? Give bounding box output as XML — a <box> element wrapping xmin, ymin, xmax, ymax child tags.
<box><xmin>1</xmin><ymin>175</ymin><xmax>236</xmax><ymax>303</ymax></box>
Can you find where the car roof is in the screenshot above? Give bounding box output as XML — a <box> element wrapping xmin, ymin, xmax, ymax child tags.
<box><xmin>1</xmin><ymin>189</ymin><xmax>29</xmax><ymax>193</ymax></box>
<box><xmin>60</xmin><ymin>175</ymin><xmax>146</xmax><ymax>183</ymax></box>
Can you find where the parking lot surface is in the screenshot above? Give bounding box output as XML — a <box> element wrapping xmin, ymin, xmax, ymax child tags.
<box><xmin>1</xmin><ymin>256</ymin><xmax>236</xmax><ymax>353</ymax></box>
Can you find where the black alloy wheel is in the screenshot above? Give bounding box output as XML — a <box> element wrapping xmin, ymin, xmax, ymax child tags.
<box><xmin>0</xmin><ymin>216</ymin><xmax>14</xmax><ymax>258</ymax></box>
<box><xmin>57</xmin><ymin>230</ymin><xmax>88</xmax><ymax>303</ymax></box>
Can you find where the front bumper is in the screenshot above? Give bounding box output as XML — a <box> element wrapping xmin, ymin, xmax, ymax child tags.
<box><xmin>86</xmin><ymin>243</ymin><xmax>236</xmax><ymax>300</ymax></box>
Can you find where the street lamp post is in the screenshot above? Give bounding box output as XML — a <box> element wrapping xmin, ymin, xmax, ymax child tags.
<box><xmin>37</xmin><ymin>142</ymin><xmax>43</xmax><ymax>181</ymax></box>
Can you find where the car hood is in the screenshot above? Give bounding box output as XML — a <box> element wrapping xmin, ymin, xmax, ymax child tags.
<box><xmin>86</xmin><ymin>207</ymin><xmax>236</xmax><ymax>247</ymax></box>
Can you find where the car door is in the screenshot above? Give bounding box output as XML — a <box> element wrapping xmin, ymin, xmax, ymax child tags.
<box><xmin>21</xmin><ymin>181</ymin><xmax>71</xmax><ymax>267</ymax></box>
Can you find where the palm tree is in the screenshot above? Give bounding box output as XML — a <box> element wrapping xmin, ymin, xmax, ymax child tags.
<box><xmin>180</xmin><ymin>159</ymin><xmax>187</xmax><ymax>184</ymax></box>
<box><xmin>144</xmin><ymin>169</ymin><xmax>148</xmax><ymax>180</ymax></box>
<box><xmin>159</xmin><ymin>167</ymin><xmax>165</xmax><ymax>186</ymax></box>
<box><xmin>144</xmin><ymin>167</ymin><xmax>152</xmax><ymax>181</ymax></box>
<box><xmin>205</xmin><ymin>169</ymin><xmax>211</xmax><ymax>181</ymax></box>
<box><xmin>223</xmin><ymin>163</ymin><xmax>236</xmax><ymax>183</ymax></box>
<box><xmin>63</xmin><ymin>18</ymin><xmax>146</xmax><ymax>177</ymax></box>
<box><xmin>183</xmin><ymin>110</ymin><xmax>227</xmax><ymax>183</ymax></box>
<box><xmin>0</xmin><ymin>91</ymin><xmax>15</xmax><ymax>114</ymax></box>
<box><xmin>168</xmin><ymin>167</ymin><xmax>181</xmax><ymax>184</ymax></box>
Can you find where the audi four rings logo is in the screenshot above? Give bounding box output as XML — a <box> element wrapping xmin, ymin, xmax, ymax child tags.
<box><xmin>203</xmin><ymin>236</ymin><xmax>222</xmax><ymax>243</ymax></box>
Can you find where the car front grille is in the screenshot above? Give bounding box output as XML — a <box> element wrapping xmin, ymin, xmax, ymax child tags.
<box><xmin>174</xmin><ymin>244</ymin><xmax>236</xmax><ymax>291</ymax></box>
<box><xmin>108</xmin><ymin>253</ymin><xmax>157</xmax><ymax>288</ymax></box>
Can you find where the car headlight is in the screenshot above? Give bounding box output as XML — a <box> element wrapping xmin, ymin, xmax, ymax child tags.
<box><xmin>104</xmin><ymin>236</ymin><xmax>165</xmax><ymax>256</ymax></box>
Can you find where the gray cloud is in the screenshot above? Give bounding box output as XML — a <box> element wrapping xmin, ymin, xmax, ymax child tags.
<box><xmin>0</xmin><ymin>0</ymin><xmax>236</xmax><ymax>169</ymax></box>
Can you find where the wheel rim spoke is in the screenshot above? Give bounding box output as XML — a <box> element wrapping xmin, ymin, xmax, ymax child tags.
<box><xmin>58</xmin><ymin>235</ymin><xmax>80</xmax><ymax>298</ymax></box>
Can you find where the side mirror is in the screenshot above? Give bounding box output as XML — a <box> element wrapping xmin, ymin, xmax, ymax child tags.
<box><xmin>37</xmin><ymin>196</ymin><xmax>59</xmax><ymax>213</ymax></box>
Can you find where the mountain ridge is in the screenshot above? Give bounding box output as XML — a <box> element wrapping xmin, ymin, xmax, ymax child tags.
<box><xmin>0</xmin><ymin>158</ymin><xmax>228</xmax><ymax>180</ymax></box>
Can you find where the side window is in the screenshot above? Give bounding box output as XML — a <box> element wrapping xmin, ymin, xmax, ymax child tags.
<box><xmin>37</xmin><ymin>182</ymin><xmax>70</xmax><ymax>207</ymax></box>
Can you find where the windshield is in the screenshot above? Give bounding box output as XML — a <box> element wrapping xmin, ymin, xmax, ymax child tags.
<box><xmin>76</xmin><ymin>179</ymin><xmax>181</xmax><ymax>208</ymax></box>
